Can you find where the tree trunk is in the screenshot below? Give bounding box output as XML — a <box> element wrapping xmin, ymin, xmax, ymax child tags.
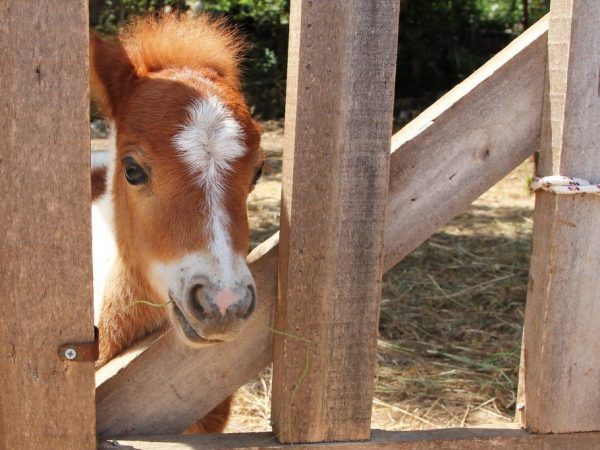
<box><xmin>523</xmin><ymin>0</ymin><xmax>530</xmax><ymax>28</ymax></box>
<box><xmin>89</xmin><ymin>0</ymin><xmax>106</xmax><ymax>27</ymax></box>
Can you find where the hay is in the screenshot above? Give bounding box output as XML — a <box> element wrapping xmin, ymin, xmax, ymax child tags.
<box><xmin>371</xmin><ymin>162</ymin><xmax>533</xmax><ymax>430</ymax></box>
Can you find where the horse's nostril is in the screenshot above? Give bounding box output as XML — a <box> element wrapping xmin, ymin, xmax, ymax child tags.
<box><xmin>186</xmin><ymin>280</ymin><xmax>256</xmax><ymax>321</ymax></box>
<box><xmin>240</xmin><ymin>284</ymin><xmax>256</xmax><ymax>319</ymax></box>
<box><xmin>189</xmin><ymin>283</ymin><xmax>207</xmax><ymax>317</ymax></box>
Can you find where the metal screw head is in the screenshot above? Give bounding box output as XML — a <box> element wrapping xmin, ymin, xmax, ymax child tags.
<box><xmin>64</xmin><ymin>348</ymin><xmax>77</xmax><ymax>360</ymax></box>
<box><xmin>516</xmin><ymin>402</ymin><xmax>525</xmax><ymax>411</ymax></box>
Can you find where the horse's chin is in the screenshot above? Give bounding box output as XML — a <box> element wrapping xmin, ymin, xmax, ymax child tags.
<box><xmin>169</xmin><ymin>300</ymin><xmax>238</xmax><ymax>348</ymax></box>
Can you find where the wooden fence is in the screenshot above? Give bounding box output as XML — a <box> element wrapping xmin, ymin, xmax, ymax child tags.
<box><xmin>1</xmin><ymin>0</ymin><xmax>599</xmax><ymax>449</ymax></box>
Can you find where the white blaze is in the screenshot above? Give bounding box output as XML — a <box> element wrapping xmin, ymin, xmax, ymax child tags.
<box><xmin>166</xmin><ymin>96</ymin><xmax>248</xmax><ymax>290</ymax></box>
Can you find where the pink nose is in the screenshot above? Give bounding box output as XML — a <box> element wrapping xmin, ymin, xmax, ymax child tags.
<box><xmin>213</xmin><ymin>288</ymin><xmax>237</xmax><ymax>316</ymax></box>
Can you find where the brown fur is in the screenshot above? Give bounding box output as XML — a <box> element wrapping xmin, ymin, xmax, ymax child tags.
<box><xmin>184</xmin><ymin>396</ymin><xmax>233</xmax><ymax>434</ymax></box>
<box><xmin>91</xmin><ymin>13</ymin><xmax>263</xmax><ymax>434</ymax></box>
<box><xmin>122</xmin><ymin>14</ymin><xmax>244</xmax><ymax>87</ymax></box>
<box><xmin>91</xmin><ymin>167</ymin><xmax>106</xmax><ymax>202</ymax></box>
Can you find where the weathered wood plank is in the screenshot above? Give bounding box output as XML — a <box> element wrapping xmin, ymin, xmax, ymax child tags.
<box><xmin>384</xmin><ymin>16</ymin><xmax>548</xmax><ymax>270</ymax></box>
<box><xmin>0</xmin><ymin>1</ymin><xmax>95</xmax><ymax>449</ymax></box>
<box><xmin>520</xmin><ymin>0</ymin><xmax>600</xmax><ymax>433</ymax></box>
<box><xmin>99</xmin><ymin>428</ymin><xmax>600</xmax><ymax>450</ymax></box>
<box><xmin>271</xmin><ymin>0</ymin><xmax>400</xmax><ymax>443</ymax></box>
<box><xmin>96</xmin><ymin>17</ymin><xmax>548</xmax><ymax>437</ymax></box>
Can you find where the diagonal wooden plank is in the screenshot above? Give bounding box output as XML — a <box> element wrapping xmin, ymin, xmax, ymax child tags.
<box><xmin>96</xmin><ymin>17</ymin><xmax>549</xmax><ymax>437</ymax></box>
<box><xmin>384</xmin><ymin>16</ymin><xmax>548</xmax><ymax>270</ymax></box>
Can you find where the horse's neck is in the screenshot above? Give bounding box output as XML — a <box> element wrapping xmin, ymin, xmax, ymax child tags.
<box><xmin>92</xmin><ymin>139</ymin><xmax>166</xmax><ymax>366</ymax></box>
<box><xmin>92</xmin><ymin>150</ymin><xmax>167</xmax><ymax>366</ymax></box>
<box><xmin>96</xmin><ymin>256</ymin><xmax>167</xmax><ymax>367</ymax></box>
<box><xmin>93</xmin><ymin>198</ymin><xmax>116</xmax><ymax>327</ymax></box>
<box><xmin>92</xmin><ymin>139</ymin><xmax>117</xmax><ymax>326</ymax></box>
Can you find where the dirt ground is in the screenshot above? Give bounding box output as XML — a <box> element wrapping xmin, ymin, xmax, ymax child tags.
<box><xmin>92</xmin><ymin>120</ymin><xmax>535</xmax><ymax>432</ymax></box>
<box><xmin>228</xmin><ymin>120</ymin><xmax>534</xmax><ymax>432</ymax></box>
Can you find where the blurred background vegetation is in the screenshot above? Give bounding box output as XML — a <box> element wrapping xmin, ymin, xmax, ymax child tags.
<box><xmin>89</xmin><ymin>0</ymin><xmax>549</xmax><ymax>122</ymax></box>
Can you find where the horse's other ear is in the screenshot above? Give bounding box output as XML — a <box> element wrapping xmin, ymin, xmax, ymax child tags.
<box><xmin>90</xmin><ymin>33</ymin><xmax>137</xmax><ymax>119</ymax></box>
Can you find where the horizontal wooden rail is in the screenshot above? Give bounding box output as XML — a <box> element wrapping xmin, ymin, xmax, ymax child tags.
<box><xmin>99</xmin><ymin>428</ymin><xmax>600</xmax><ymax>449</ymax></box>
<box><xmin>96</xmin><ymin>16</ymin><xmax>548</xmax><ymax>437</ymax></box>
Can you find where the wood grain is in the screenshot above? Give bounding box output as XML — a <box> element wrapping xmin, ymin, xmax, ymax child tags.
<box><xmin>271</xmin><ymin>0</ymin><xmax>400</xmax><ymax>443</ymax></box>
<box><xmin>0</xmin><ymin>1</ymin><xmax>95</xmax><ymax>449</ymax></box>
<box><xmin>521</xmin><ymin>0</ymin><xmax>600</xmax><ymax>433</ymax></box>
<box><xmin>96</xmin><ymin>18</ymin><xmax>548</xmax><ymax>437</ymax></box>
<box><xmin>99</xmin><ymin>428</ymin><xmax>600</xmax><ymax>450</ymax></box>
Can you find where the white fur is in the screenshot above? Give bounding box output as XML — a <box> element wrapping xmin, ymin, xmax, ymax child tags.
<box><xmin>173</xmin><ymin>96</ymin><xmax>245</xmax><ymax>197</ymax></box>
<box><xmin>149</xmin><ymin>252</ymin><xmax>253</xmax><ymax>308</ymax></box>
<box><xmin>161</xmin><ymin>96</ymin><xmax>248</xmax><ymax>297</ymax></box>
<box><xmin>92</xmin><ymin>138</ymin><xmax>117</xmax><ymax>326</ymax></box>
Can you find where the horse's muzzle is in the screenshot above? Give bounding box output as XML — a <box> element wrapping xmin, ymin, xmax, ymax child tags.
<box><xmin>168</xmin><ymin>276</ymin><xmax>256</xmax><ymax>345</ymax></box>
<box><xmin>189</xmin><ymin>279</ymin><xmax>255</xmax><ymax>320</ymax></box>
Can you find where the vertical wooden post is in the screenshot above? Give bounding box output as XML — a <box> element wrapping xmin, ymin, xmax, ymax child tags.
<box><xmin>520</xmin><ymin>0</ymin><xmax>600</xmax><ymax>433</ymax></box>
<box><xmin>0</xmin><ymin>2</ymin><xmax>95</xmax><ymax>449</ymax></box>
<box><xmin>272</xmin><ymin>0</ymin><xmax>400</xmax><ymax>443</ymax></box>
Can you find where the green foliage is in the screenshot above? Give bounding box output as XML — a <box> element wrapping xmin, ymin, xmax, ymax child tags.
<box><xmin>395</xmin><ymin>0</ymin><xmax>549</xmax><ymax>121</ymax></box>
<box><xmin>201</xmin><ymin>0</ymin><xmax>290</xmax><ymax>118</ymax></box>
<box><xmin>92</xmin><ymin>0</ymin><xmax>188</xmax><ymax>34</ymax></box>
<box><xmin>90</xmin><ymin>0</ymin><xmax>548</xmax><ymax>120</ymax></box>
<box><xmin>200</xmin><ymin>0</ymin><xmax>288</xmax><ymax>25</ymax></box>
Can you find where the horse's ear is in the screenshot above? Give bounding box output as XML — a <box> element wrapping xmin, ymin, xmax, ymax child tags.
<box><xmin>90</xmin><ymin>33</ymin><xmax>137</xmax><ymax>119</ymax></box>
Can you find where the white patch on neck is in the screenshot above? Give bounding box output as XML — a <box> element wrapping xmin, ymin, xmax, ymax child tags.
<box><xmin>92</xmin><ymin>133</ymin><xmax>117</xmax><ymax>326</ymax></box>
<box><xmin>172</xmin><ymin>96</ymin><xmax>246</xmax><ymax>286</ymax></box>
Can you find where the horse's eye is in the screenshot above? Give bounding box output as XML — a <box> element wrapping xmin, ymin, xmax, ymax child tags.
<box><xmin>252</xmin><ymin>164</ymin><xmax>263</xmax><ymax>186</ymax></box>
<box><xmin>123</xmin><ymin>157</ymin><xmax>148</xmax><ymax>185</ymax></box>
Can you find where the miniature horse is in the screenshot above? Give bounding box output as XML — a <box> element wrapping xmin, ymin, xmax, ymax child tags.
<box><xmin>90</xmin><ymin>14</ymin><xmax>263</xmax><ymax>433</ymax></box>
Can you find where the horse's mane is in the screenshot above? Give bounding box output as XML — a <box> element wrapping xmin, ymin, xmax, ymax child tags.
<box><xmin>120</xmin><ymin>13</ymin><xmax>245</xmax><ymax>88</ymax></box>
